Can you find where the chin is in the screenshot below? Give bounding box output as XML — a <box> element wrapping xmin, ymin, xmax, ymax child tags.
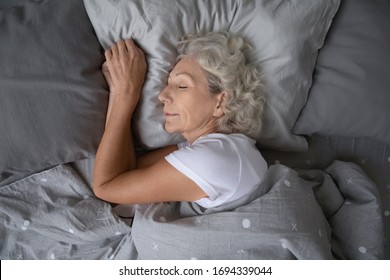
<box><xmin>164</xmin><ymin>123</ymin><xmax>177</xmax><ymax>134</ymax></box>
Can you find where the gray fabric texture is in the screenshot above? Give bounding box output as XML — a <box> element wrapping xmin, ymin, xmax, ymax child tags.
<box><xmin>83</xmin><ymin>0</ymin><xmax>340</xmax><ymax>152</ymax></box>
<box><xmin>261</xmin><ymin>135</ymin><xmax>390</xmax><ymax>259</ymax></box>
<box><xmin>0</xmin><ymin>0</ymin><xmax>107</xmax><ymax>182</ymax></box>
<box><xmin>0</xmin><ymin>164</ymin><xmax>135</xmax><ymax>260</ymax></box>
<box><xmin>132</xmin><ymin>161</ymin><xmax>383</xmax><ymax>260</ymax></box>
<box><xmin>0</xmin><ymin>0</ymin><xmax>36</xmax><ymax>9</ymax></box>
<box><xmin>293</xmin><ymin>0</ymin><xmax>390</xmax><ymax>144</ymax></box>
<box><xmin>73</xmin><ymin>137</ymin><xmax>390</xmax><ymax>260</ymax></box>
<box><xmin>1</xmin><ymin>161</ymin><xmax>382</xmax><ymax>259</ymax></box>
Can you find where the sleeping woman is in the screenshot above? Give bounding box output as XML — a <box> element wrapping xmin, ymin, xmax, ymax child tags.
<box><xmin>93</xmin><ymin>32</ymin><xmax>268</xmax><ymax>209</ymax></box>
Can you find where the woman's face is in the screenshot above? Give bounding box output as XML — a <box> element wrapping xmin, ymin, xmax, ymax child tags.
<box><xmin>159</xmin><ymin>56</ymin><xmax>224</xmax><ymax>143</ymax></box>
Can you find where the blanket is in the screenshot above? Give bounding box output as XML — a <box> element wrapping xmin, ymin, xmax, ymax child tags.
<box><xmin>0</xmin><ymin>161</ymin><xmax>383</xmax><ymax>259</ymax></box>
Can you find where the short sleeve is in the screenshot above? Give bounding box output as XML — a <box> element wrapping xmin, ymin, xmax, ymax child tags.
<box><xmin>165</xmin><ymin>134</ymin><xmax>267</xmax><ymax>208</ymax></box>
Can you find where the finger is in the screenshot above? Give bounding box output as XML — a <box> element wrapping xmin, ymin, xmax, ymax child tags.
<box><xmin>125</xmin><ymin>39</ymin><xmax>138</xmax><ymax>55</ymax></box>
<box><xmin>124</xmin><ymin>39</ymin><xmax>134</xmax><ymax>49</ymax></box>
<box><xmin>138</xmin><ymin>47</ymin><xmax>146</xmax><ymax>59</ymax></box>
<box><xmin>117</xmin><ymin>40</ymin><xmax>126</xmax><ymax>56</ymax></box>
<box><xmin>110</xmin><ymin>43</ymin><xmax>119</xmax><ymax>58</ymax></box>
<box><xmin>135</xmin><ymin>46</ymin><xmax>146</xmax><ymax>65</ymax></box>
<box><xmin>104</xmin><ymin>49</ymin><xmax>112</xmax><ymax>61</ymax></box>
<box><xmin>127</xmin><ymin>40</ymin><xmax>143</xmax><ymax>59</ymax></box>
<box><xmin>102</xmin><ymin>65</ymin><xmax>112</xmax><ymax>83</ymax></box>
<box><xmin>104</xmin><ymin>52</ymin><xmax>117</xmax><ymax>79</ymax></box>
<box><xmin>102</xmin><ymin>61</ymin><xmax>109</xmax><ymax>73</ymax></box>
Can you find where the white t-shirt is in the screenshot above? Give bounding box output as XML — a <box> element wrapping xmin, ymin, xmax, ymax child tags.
<box><xmin>165</xmin><ymin>133</ymin><xmax>268</xmax><ymax>208</ymax></box>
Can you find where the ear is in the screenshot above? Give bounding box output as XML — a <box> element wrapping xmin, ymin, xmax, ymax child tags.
<box><xmin>213</xmin><ymin>92</ymin><xmax>226</xmax><ymax>118</ymax></box>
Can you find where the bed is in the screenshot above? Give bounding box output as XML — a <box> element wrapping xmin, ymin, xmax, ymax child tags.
<box><xmin>0</xmin><ymin>0</ymin><xmax>388</xmax><ymax>260</ymax></box>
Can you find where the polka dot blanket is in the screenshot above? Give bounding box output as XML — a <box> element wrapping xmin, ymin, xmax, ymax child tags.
<box><xmin>0</xmin><ymin>162</ymin><xmax>384</xmax><ymax>259</ymax></box>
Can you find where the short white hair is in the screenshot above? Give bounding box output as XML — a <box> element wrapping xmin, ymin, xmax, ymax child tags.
<box><xmin>176</xmin><ymin>31</ymin><xmax>265</xmax><ymax>139</ymax></box>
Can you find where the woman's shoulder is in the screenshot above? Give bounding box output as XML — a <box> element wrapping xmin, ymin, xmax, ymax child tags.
<box><xmin>191</xmin><ymin>133</ymin><xmax>267</xmax><ymax>172</ymax></box>
<box><xmin>172</xmin><ymin>133</ymin><xmax>262</xmax><ymax>165</ymax></box>
<box><xmin>172</xmin><ymin>133</ymin><xmax>249</xmax><ymax>159</ymax></box>
<box><xmin>191</xmin><ymin>133</ymin><xmax>257</xmax><ymax>153</ymax></box>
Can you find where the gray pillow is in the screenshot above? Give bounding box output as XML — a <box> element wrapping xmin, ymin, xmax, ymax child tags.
<box><xmin>0</xmin><ymin>0</ymin><xmax>107</xmax><ymax>182</ymax></box>
<box><xmin>84</xmin><ymin>0</ymin><xmax>340</xmax><ymax>152</ymax></box>
<box><xmin>0</xmin><ymin>0</ymin><xmax>33</xmax><ymax>9</ymax></box>
<box><xmin>293</xmin><ymin>0</ymin><xmax>390</xmax><ymax>144</ymax></box>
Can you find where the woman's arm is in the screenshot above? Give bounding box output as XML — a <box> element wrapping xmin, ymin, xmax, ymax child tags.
<box><xmin>136</xmin><ymin>145</ymin><xmax>178</xmax><ymax>169</ymax></box>
<box><xmin>93</xmin><ymin>39</ymin><xmax>206</xmax><ymax>204</ymax></box>
<box><xmin>93</xmin><ymin>39</ymin><xmax>146</xmax><ymax>189</ymax></box>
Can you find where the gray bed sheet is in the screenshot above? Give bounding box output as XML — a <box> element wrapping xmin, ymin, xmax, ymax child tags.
<box><xmin>71</xmin><ymin>134</ymin><xmax>390</xmax><ymax>258</ymax></box>
<box><xmin>261</xmin><ymin>134</ymin><xmax>390</xmax><ymax>259</ymax></box>
<box><xmin>0</xmin><ymin>145</ymin><xmax>384</xmax><ymax>259</ymax></box>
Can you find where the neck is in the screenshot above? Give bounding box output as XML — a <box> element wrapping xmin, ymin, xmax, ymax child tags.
<box><xmin>183</xmin><ymin>124</ymin><xmax>219</xmax><ymax>145</ymax></box>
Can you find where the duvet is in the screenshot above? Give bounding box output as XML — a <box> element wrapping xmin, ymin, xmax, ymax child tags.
<box><xmin>0</xmin><ymin>161</ymin><xmax>383</xmax><ymax>260</ymax></box>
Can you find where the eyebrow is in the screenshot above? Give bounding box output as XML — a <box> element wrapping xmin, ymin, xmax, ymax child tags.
<box><xmin>169</xmin><ymin>72</ymin><xmax>195</xmax><ymax>82</ymax></box>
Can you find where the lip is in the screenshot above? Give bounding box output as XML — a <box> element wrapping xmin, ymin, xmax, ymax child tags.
<box><xmin>164</xmin><ymin>112</ymin><xmax>179</xmax><ymax>117</ymax></box>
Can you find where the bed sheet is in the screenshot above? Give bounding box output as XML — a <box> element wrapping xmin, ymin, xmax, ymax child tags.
<box><xmin>0</xmin><ymin>156</ymin><xmax>384</xmax><ymax>259</ymax></box>
<box><xmin>71</xmin><ymin>134</ymin><xmax>390</xmax><ymax>259</ymax></box>
<box><xmin>262</xmin><ymin>135</ymin><xmax>390</xmax><ymax>259</ymax></box>
<box><xmin>0</xmin><ymin>164</ymin><xmax>136</xmax><ymax>260</ymax></box>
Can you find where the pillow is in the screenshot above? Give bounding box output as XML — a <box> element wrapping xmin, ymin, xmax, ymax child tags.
<box><xmin>293</xmin><ymin>0</ymin><xmax>390</xmax><ymax>144</ymax></box>
<box><xmin>83</xmin><ymin>0</ymin><xmax>340</xmax><ymax>151</ymax></box>
<box><xmin>0</xmin><ymin>0</ymin><xmax>107</xmax><ymax>183</ymax></box>
<box><xmin>0</xmin><ymin>0</ymin><xmax>29</xmax><ymax>9</ymax></box>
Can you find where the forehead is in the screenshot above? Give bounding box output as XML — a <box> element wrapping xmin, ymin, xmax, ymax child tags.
<box><xmin>170</xmin><ymin>56</ymin><xmax>206</xmax><ymax>81</ymax></box>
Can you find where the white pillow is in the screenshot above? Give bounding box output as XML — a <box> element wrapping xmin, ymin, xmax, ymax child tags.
<box><xmin>83</xmin><ymin>0</ymin><xmax>340</xmax><ymax>151</ymax></box>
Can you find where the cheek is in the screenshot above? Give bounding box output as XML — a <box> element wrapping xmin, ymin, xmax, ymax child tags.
<box><xmin>190</xmin><ymin>98</ymin><xmax>216</xmax><ymax>117</ymax></box>
<box><xmin>173</xmin><ymin>93</ymin><xmax>216</xmax><ymax>127</ymax></box>
<box><xmin>183</xmin><ymin>106</ymin><xmax>214</xmax><ymax>130</ymax></box>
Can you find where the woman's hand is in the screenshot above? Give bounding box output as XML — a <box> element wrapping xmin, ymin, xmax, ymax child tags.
<box><xmin>104</xmin><ymin>39</ymin><xmax>147</xmax><ymax>111</ymax></box>
<box><xmin>95</xmin><ymin>39</ymin><xmax>147</xmax><ymax>189</ymax></box>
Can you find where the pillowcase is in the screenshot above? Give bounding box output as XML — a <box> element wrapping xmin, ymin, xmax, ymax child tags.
<box><xmin>83</xmin><ymin>0</ymin><xmax>340</xmax><ymax>151</ymax></box>
<box><xmin>293</xmin><ymin>0</ymin><xmax>390</xmax><ymax>144</ymax></box>
<box><xmin>0</xmin><ymin>0</ymin><xmax>107</xmax><ymax>183</ymax></box>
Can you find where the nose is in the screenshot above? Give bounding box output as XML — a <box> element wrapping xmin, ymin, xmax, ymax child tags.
<box><xmin>158</xmin><ymin>86</ymin><xmax>172</xmax><ymax>104</ymax></box>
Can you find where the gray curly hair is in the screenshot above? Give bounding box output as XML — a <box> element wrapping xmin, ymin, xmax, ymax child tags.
<box><xmin>176</xmin><ymin>32</ymin><xmax>265</xmax><ymax>139</ymax></box>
